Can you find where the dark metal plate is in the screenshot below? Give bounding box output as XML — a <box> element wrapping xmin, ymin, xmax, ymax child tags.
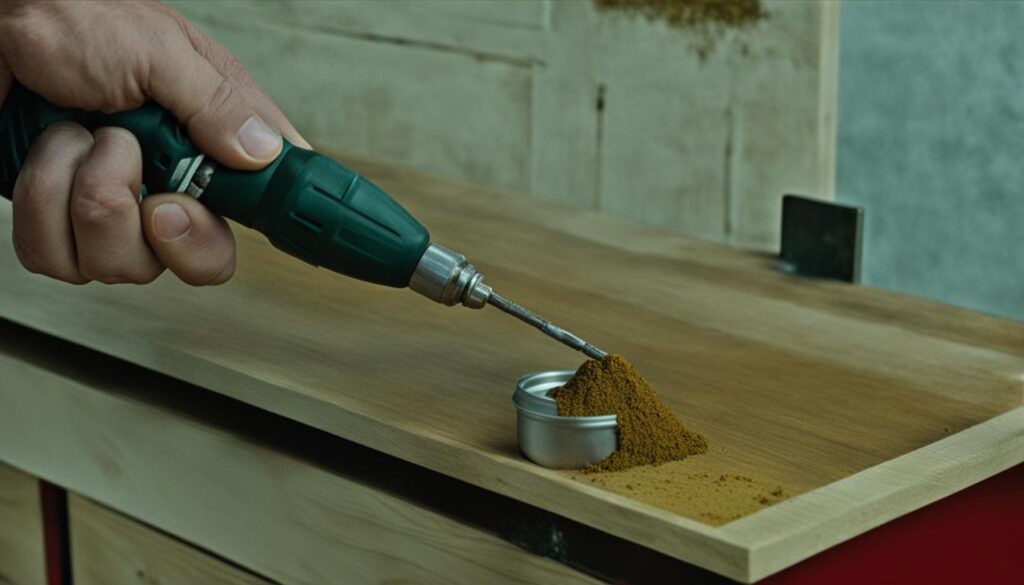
<box><xmin>779</xmin><ymin>194</ymin><xmax>864</xmax><ymax>283</ymax></box>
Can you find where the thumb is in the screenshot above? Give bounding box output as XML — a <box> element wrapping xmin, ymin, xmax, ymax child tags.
<box><xmin>141</xmin><ymin>194</ymin><xmax>236</xmax><ymax>286</ymax></box>
<box><xmin>146</xmin><ymin>50</ymin><xmax>282</xmax><ymax>171</ymax></box>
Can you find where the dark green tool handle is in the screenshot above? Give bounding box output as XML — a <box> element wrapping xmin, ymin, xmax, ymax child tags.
<box><xmin>0</xmin><ymin>83</ymin><xmax>430</xmax><ymax>287</ymax></box>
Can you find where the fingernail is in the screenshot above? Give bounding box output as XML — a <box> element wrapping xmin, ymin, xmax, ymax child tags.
<box><xmin>238</xmin><ymin>116</ymin><xmax>282</xmax><ymax>161</ymax></box>
<box><xmin>153</xmin><ymin>203</ymin><xmax>190</xmax><ymax>242</ymax></box>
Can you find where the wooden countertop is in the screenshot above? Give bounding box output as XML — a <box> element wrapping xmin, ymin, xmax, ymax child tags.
<box><xmin>0</xmin><ymin>153</ymin><xmax>1020</xmax><ymax>582</ymax></box>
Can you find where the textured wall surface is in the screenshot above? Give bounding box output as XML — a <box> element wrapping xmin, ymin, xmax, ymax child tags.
<box><xmin>171</xmin><ymin>0</ymin><xmax>838</xmax><ymax>250</ymax></box>
<box><xmin>837</xmin><ymin>1</ymin><xmax>1024</xmax><ymax>321</ymax></box>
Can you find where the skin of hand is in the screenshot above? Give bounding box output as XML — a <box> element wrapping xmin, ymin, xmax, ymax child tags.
<box><xmin>0</xmin><ymin>0</ymin><xmax>311</xmax><ymax>285</ymax></box>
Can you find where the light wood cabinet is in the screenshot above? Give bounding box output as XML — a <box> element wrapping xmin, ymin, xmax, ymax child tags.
<box><xmin>0</xmin><ymin>463</ymin><xmax>45</xmax><ymax>585</ymax></box>
<box><xmin>69</xmin><ymin>495</ymin><xmax>272</xmax><ymax>585</ymax></box>
<box><xmin>0</xmin><ymin>149</ymin><xmax>1021</xmax><ymax>582</ymax></box>
<box><xmin>0</xmin><ymin>338</ymin><xmax>600</xmax><ymax>585</ymax></box>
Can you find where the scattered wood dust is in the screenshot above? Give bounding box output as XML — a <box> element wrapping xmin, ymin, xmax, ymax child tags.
<box><xmin>576</xmin><ymin>461</ymin><xmax>790</xmax><ymax>525</ymax></box>
<box><xmin>553</xmin><ymin>355</ymin><xmax>790</xmax><ymax>524</ymax></box>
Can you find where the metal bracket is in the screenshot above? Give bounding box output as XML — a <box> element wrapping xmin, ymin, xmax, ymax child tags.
<box><xmin>778</xmin><ymin>194</ymin><xmax>864</xmax><ymax>283</ymax></box>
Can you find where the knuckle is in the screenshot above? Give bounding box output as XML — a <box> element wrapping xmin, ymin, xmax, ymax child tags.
<box><xmin>12</xmin><ymin>167</ymin><xmax>58</xmax><ymax>212</ymax></box>
<box><xmin>196</xmin><ymin>76</ymin><xmax>239</xmax><ymax>123</ymax></box>
<box><xmin>92</xmin><ymin>126</ymin><xmax>135</xmax><ymax>145</ymax></box>
<box><xmin>14</xmin><ymin>126</ymin><xmax>93</xmax><ymax>208</ymax></box>
<box><xmin>185</xmin><ymin>25</ymin><xmax>215</xmax><ymax>57</ymax></box>
<box><xmin>217</xmin><ymin>52</ymin><xmax>248</xmax><ymax>84</ymax></box>
<box><xmin>44</xmin><ymin>121</ymin><xmax>93</xmax><ymax>145</ymax></box>
<box><xmin>71</xmin><ymin>184</ymin><xmax>136</xmax><ymax>228</ymax></box>
<box><xmin>26</xmin><ymin>123</ymin><xmax>92</xmax><ymax>170</ymax></box>
<box><xmin>93</xmin><ymin>126</ymin><xmax>142</xmax><ymax>158</ymax></box>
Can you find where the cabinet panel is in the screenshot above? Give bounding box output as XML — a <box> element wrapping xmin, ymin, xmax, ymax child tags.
<box><xmin>69</xmin><ymin>495</ymin><xmax>271</xmax><ymax>585</ymax></box>
<box><xmin>0</xmin><ymin>462</ymin><xmax>45</xmax><ymax>585</ymax></box>
<box><xmin>0</xmin><ymin>349</ymin><xmax>600</xmax><ymax>585</ymax></box>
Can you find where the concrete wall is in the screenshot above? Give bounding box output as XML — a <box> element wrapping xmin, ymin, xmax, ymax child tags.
<box><xmin>172</xmin><ymin>0</ymin><xmax>838</xmax><ymax>250</ymax></box>
<box><xmin>837</xmin><ymin>1</ymin><xmax>1024</xmax><ymax>321</ymax></box>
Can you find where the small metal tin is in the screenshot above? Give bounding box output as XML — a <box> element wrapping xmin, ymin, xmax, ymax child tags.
<box><xmin>514</xmin><ymin>370</ymin><xmax>617</xmax><ymax>469</ymax></box>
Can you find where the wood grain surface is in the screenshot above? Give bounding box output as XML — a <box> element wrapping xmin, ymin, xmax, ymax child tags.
<box><xmin>0</xmin><ymin>462</ymin><xmax>45</xmax><ymax>585</ymax></box>
<box><xmin>0</xmin><ymin>153</ymin><xmax>1021</xmax><ymax>581</ymax></box>
<box><xmin>70</xmin><ymin>495</ymin><xmax>273</xmax><ymax>585</ymax></box>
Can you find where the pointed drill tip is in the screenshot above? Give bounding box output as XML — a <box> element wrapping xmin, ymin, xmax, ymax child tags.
<box><xmin>584</xmin><ymin>345</ymin><xmax>609</xmax><ymax>361</ymax></box>
<box><xmin>487</xmin><ymin>293</ymin><xmax>609</xmax><ymax>361</ymax></box>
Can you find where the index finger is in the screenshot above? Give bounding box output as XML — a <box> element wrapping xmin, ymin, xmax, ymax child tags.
<box><xmin>178</xmin><ymin>18</ymin><xmax>310</xmax><ymax>149</ymax></box>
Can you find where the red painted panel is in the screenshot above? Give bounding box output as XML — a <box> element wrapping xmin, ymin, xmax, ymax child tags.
<box><xmin>37</xmin><ymin>481</ymin><xmax>69</xmax><ymax>585</ymax></box>
<box><xmin>764</xmin><ymin>464</ymin><xmax>1024</xmax><ymax>585</ymax></box>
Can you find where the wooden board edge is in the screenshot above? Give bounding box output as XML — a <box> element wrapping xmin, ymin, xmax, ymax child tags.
<box><xmin>720</xmin><ymin>406</ymin><xmax>1024</xmax><ymax>582</ymax></box>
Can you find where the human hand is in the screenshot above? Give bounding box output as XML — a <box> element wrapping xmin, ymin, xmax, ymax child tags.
<box><xmin>0</xmin><ymin>0</ymin><xmax>309</xmax><ymax>285</ymax></box>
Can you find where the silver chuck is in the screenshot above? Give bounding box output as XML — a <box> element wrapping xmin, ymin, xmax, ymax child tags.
<box><xmin>409</xmin><ymin>243</ymin><xmax>609</xmax><ymax>361</ymax></box>
<box><xmin>409</xmin><ymin>244</ymin><xmax>492</xmax><ymax>308</ymax></box>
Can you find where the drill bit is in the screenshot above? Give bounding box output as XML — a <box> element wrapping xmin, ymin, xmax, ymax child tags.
<box><xmin>407</xmin><ymin>244</ymin><xmax>610</xmax><ymax>360</ymax></box>
<box><xmin>488</xmin><ymin>293</ymin><xmax>608</xmax><ymax>361</ymax></box>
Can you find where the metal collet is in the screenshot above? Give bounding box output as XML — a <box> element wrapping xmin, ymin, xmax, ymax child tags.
<box><xmin>409</xmin><ymin>244</ymin><xmax>493</xmax><ymax>309</ymax></box>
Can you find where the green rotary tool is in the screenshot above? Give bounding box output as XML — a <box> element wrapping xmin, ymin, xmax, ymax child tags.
<box><xmin>0</xmin><ymin>83</ymin><xmax>607</xmax><ymax>360</ymax></box>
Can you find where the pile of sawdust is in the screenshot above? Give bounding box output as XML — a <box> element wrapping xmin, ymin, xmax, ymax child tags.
<box><xmin>548</xmin><ymin>355</ymin><xmax>707</xmax><ymax>472</ymax></box>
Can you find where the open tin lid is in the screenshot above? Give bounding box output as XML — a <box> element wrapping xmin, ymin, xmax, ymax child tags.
<box><xmin>513</xmin><ymin>370</ymin><xmax>617</xmax><ymax>425</ymax></box>
<box><xmin>513</xmin><ymin>369</ymin><xmax>617</xmax><ymax>468</ymax></box>
<box><xmin>513</xmin><ymin>370</ymin><xmax>574</xmax><ymax>416</ymax></box>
